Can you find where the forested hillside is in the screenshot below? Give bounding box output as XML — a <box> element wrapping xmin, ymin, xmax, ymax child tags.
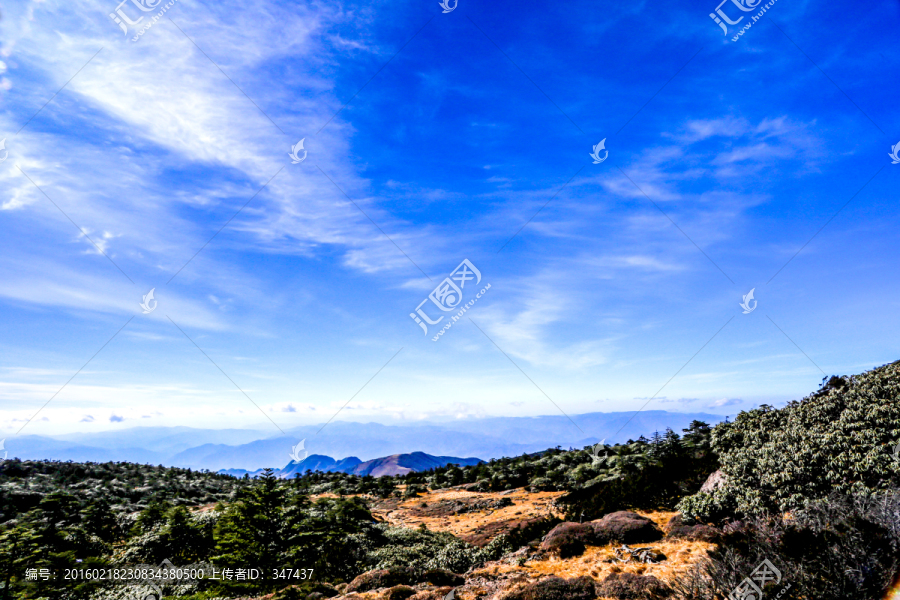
<box><xmin>0</xmin><ymin>422</ymin><xmax>717</xmax><ymax>599</ymax></box>
<box><xmin>3</xmin><ymin>361</ymin><xmax>900</xmax><ymax>599</ymax></box>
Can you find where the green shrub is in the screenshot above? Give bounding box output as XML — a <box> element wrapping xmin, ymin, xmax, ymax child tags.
<box><xmin>678</xmin><ymin>362</ymin><xmax>900</xmax><ymax>522</ymax></box>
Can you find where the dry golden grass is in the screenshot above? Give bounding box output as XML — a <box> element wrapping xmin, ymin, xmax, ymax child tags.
<box><xmin>469</xmin><ymin>510</ymin><xmax>713</xmax><ymax>582</ymax></box>
<box><xmin>243</xmin><ymin>489</ymin><xmax>715</xmax><ymax>599</ymax></box>
<box><xmin>370</xmin><ymin>490</ymin><xmax>714</xmax><ymax>597</ymax></box>
<box><xmin>500</xmin><ymin>536</ymin><xmax>713</xmax><ymax>581</ymax></box>
<box><xmin>369</xmin><ymin>487</ymin><xmax>566</xmax><ymax>542</ymax></box>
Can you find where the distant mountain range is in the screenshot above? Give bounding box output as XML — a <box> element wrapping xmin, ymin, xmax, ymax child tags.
<box><xmin>221</xmin><ymin>451</ymin><xmax>485</xmax><ymax>479</ymax></box>
<box><xmin>1</xmin><ymin>410</ymin><xmax>725</xmax><ymax>471</ymax></box>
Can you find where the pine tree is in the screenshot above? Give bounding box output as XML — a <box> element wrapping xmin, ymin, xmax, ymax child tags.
<box><xmin>160</xmin><ymin>506</ymin><xmax>210</xmax><ymax>563</ymax></box>
<box><xmin>81</xmin><ymin>498</ymin><xmax>119</xmax><ymax>544</ymax></box>
<box><xmin>0</xmin><ymin>525</ymin><xmax>41</xmax><ymax>600</ymax></box>
<box><xmin>213</xmin><ymin>469</ymin><xmax>297</xmax><ymax>589</ymax></box>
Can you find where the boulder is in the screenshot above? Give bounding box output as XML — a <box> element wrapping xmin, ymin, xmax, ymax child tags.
<box><xmin>591</xmin><ymin>511</ymin><xmax>663</xmax><ymax>544</ymax></box>
<box><xmin>700</xmin><ymin>469</ymin><xmax>727</xmax><ymax>494</ymax></box>
<box><xmin>596</xmin><ymin>572</ymin><xmax>671</xmax><ymax>599</ymax></box>
<box><xmin>347</xmin><ymin>569</ymin><xmax>415</xmax><ymax>592</ymax></box>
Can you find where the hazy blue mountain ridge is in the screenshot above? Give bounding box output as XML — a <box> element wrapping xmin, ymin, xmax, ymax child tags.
<box><xmin>2</xmin><ymin>411</ymin><xmax>724</xmax><ymax>471</ymax></box>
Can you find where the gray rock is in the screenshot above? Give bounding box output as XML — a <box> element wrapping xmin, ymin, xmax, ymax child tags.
<box><xmin>700</xmin><ymin>469</ymin><xmax>727</xmax><ymax>493</ymax></box>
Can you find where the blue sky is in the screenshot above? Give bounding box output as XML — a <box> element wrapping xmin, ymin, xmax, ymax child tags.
<box><xmin>0</xmin><ymin>0</ymin><xmax>898</xmax><ymax>438</ymax></box>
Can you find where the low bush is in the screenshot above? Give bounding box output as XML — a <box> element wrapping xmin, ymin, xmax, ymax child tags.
<box><xmin>591</xmin><ymin>511</ymin><xmax>663</xmax><ymax>544</ymax></box>
<box><xmin>664</xmin><ymin>514</ymin><xmax>721</xmax><ymax>543</ymax></box>
<box><xmin>597</xmin><ymin>572</ymin><xmax>671</xmax><ymax>599</ymax></box>
<box><xmin>500</xmin><ymin>576</ymin><xmax>596</xmax><ymax>600</ymax></box>
<box><xmin>540</xmin><ymin>522</ymin><xmax>592</xmax><ymax>557</ymax></box>
<box><xmin>386</xmin><ymin>585</ymin><xmax>417</xmax><ymax>600</ymax></box>
<box><xmin>419</xmin><ymin>568</ymin><xmax>465</xmax><ymax>587</ymax></box>
<box><xmin>346</xmin><ymin>568</ymin><xmax>416</xmax><ymax>592</ymax></box>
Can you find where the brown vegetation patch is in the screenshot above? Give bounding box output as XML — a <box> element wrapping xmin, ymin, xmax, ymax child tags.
<box><xmin>408</xmin><ymin>587</ymin><xmax>453</xmax><ymax>600</ymax></box>
<box><xmin>384</xmin><ymin>585</ymin><xmax>416</xmax><ymax>600</ymax></box>
<box><xmin>596</xmin><ymin>572</ymin><xmax>671</xmax><ymax>599</ymax></box>
<box><xmin>496</xmin><ymin>575</ymin><xmax>596</xmax><ymax>600</ymax></box>
<box><xmin>462</xmin><ymin>515</ymin><xmax>550</xmax><ymax>548</ymax></box>
<box><xmin>663</xmin><ymin>514</ymin><xmax>721</xmax><ymax>543</ymax></box>
<box><xmin>330</xmin><ymin>497</ymin><xmax>713</xmax><ymax>600</ymax></box>
<box><xmin>591</xmin><ymin>511</ymin><xmax>664</xmax><ymax>545</ymax></box>
<box><xmin>408</xmin><ymin>496</ymin><xmax>514</xmax><ymax>518</ymax></box>
<box><xmin>369</xmin><ymin>487</ymin><xmax>565</xmax><ymax>545</ymax></box>
<box><xmin>540</xmin><ymin>522</ymin><xmax>593</xmax><ymax>557</ymax></box>
<box><xmin>471</xmin><ymin>512</ymin><xmax>715</xmax><ymax>591</ymax></box>
<box><xmin>347</xmin><ymin>569</ymin><xmax>416</xmax><ymax>592</ymax></box>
